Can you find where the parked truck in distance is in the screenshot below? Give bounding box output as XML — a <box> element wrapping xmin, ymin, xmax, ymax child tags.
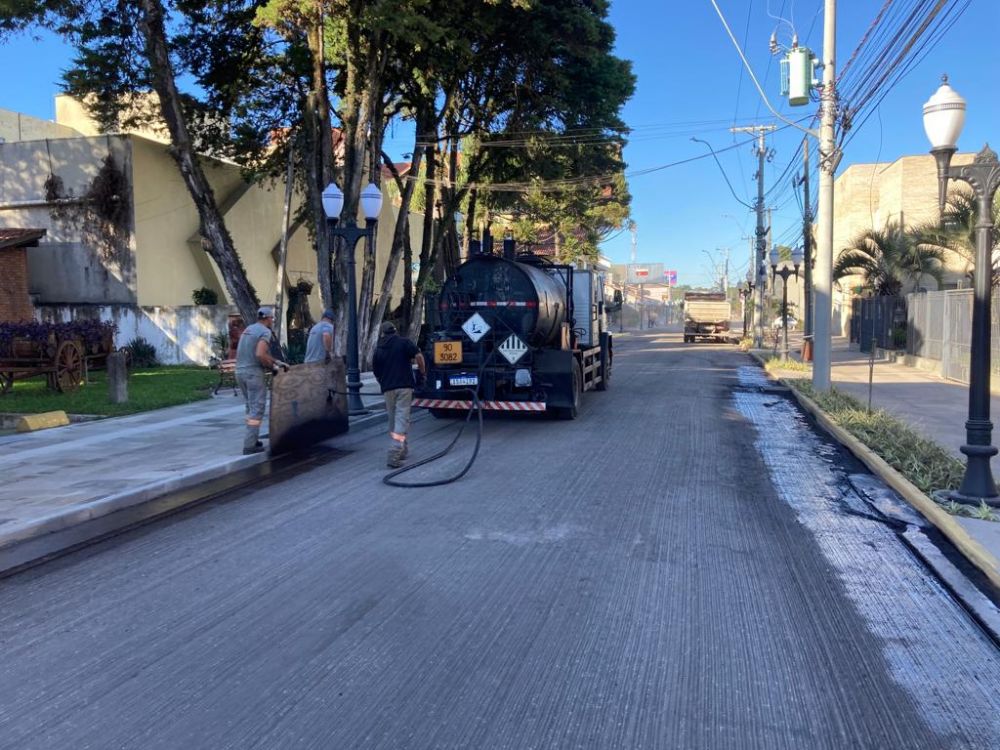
<box><xmin>683</xmin><ymin>292</ymin><xmax>731</xmax><ymax>343</ymax></box>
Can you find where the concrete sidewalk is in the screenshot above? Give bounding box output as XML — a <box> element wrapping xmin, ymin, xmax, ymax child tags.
<box><xmin>0</xmin><ymin>373</ymin><xmax>388</xmax><ymax>572</ymax></box>
<box><xmin>772</xmin><ymin>336</ymin><xmax>1000</xmax><ymax>578</ymax></box>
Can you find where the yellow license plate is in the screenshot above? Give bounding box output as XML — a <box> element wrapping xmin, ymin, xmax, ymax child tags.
<box><xmin>434</xmin><ymin>340</ymin><xmax>463</xmax><ymax>365</ymax></box>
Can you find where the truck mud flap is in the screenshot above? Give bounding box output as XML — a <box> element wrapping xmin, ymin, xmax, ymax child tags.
<box><xmin>533</xmin><ymin>349</ymin><xmax>576</xmax><ymax>409</ymax></box>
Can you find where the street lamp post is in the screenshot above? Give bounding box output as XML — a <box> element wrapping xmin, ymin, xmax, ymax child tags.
<box><xmin>321</xmin><ymin>181</ymin><xmax>383</xmax><ymax>416</ymax></box>
<box><xmin>924</xmin><ymin>75</ymin><xmax>1000</xmax><ymax>506</ymax></box>
<box><xmin>770</xmin><ymin>246</ymin><xmax>804</xmax><ymax>361</ymax></box>
<box><xmin>738</xmin><ymin>280</ymin><xmax>755</xmax><ymax>338</ymax></box>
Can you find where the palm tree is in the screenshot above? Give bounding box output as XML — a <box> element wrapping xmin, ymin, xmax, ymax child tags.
<box><xmin>834</xmin><ymin>220</ymin><xmax>945</xmax><ymax>296</ymax></box>
<box><xmin>913</xmin><ymin>187</ymin><xmax>1000</xmax><ymax>285</ymax></box>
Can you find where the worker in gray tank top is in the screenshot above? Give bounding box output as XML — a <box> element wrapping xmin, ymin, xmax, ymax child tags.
<box><xmin>235</xmin><ymin>306</ymin><xmax>288</xmax><ymax>454</ymax></box>
<box><xmin>304</xmin><ymin>309</ymin><xmax>335</xmax><ymax>364</ymax></box>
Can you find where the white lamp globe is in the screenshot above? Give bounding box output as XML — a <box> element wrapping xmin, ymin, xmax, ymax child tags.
<box><xmin>769</xmin><ymin>247</ymin><xmax>780</xmax><ymax>267</ymax></box>
<box><xmin>922</xmin><ymin>75</ymin><xmax>966</xmax><ymax>151</ymax></box>
<box><xmin>360</xmin><ymin>182</ymin><xmax>383</xmax><ymax>221</ymax></box>
<box><xmin>322</xmin><ymin>182</ymin><xmax>344</xmax><ymax>219</ymax></box>
<box><xmin>791</xmin><ymin>246</ymin><xmax>805</xmax><ymax>266</ymax></box>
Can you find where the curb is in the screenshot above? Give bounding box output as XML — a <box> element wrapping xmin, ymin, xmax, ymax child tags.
<box><xmin>747</xmin><ymin>351</ymin><xmax>1000</xmax><ymax>593</ymax></box>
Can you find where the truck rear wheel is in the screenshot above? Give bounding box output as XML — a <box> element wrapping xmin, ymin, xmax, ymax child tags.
<box><xmin>557</xmin><ymin>363</ymin><xmax>582</xmax><ymax>420</ymax></box>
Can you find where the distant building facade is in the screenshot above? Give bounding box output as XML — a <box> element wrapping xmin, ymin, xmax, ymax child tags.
<box><xmin>0</xmin><ymin>97</ymin><xmax>420</xmax><ymax>363</ymax></box>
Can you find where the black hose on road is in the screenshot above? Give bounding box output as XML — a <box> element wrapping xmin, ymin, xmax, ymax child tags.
<box><xmin>382</xmin><ymin>389</ymin><xmax>484</xmax><ymax>488</ymax></box>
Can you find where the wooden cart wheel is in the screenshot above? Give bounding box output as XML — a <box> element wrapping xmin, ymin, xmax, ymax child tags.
<box><xmin>0</xmin><ymin>372</ymin><xmax>12</xmax><ymax>395</ymax></box>
<box><xmin>55</xmin><ymin>340</ymin><xmax>84</xmax><ymax>393</ymax></box>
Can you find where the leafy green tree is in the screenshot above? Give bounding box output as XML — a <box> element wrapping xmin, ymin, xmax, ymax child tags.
<box><xmin>834</xmin><ymin>220</ymin><xmax>945</xmax><ymax>296</ymax></box>
<box><xmin>1</xmin><ymin>0</ymin><xmax>263</xmax><ymax>322</ymax></box>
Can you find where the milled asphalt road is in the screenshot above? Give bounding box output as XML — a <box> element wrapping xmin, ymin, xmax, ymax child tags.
<box><xmin>2</xmin><ymin>331</ymin><xmax>1000</xmax><ymax>749</ymax></box>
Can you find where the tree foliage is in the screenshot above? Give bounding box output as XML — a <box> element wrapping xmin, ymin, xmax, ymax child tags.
<box><xmin>834</xmin><ymin>220</ymin><xmax>946</xmax><ymax>296</ymax></box>
<box><xmin>2</xmin><ymin>0</ymin><xmax>635</xmax><ymax>351</ymax></box>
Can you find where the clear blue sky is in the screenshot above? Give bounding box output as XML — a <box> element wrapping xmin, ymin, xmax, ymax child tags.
<box><xmin>1</xmin><ymin>2</ymin><xmax>997</xmax><ymax>287</ymax></box>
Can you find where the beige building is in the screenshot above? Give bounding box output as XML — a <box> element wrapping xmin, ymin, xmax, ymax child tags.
<box><xmin>833</xmin><ymin>151</ymin><xmax>977</xmax><ymax>290</ymax></box>
<box><xmin>0</xmin><ymin>98</ymin><xmax>417</xmax><ymax>363</ymax></box>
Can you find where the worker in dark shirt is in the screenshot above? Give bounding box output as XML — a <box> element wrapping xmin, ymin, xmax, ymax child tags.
<box><xmin>372</xmin><ymin>321</ymin><xmax>426</xmax><ymax>468</ymax></box>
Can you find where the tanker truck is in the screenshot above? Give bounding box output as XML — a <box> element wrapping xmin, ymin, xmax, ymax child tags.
<box><xmin>413</xmin><ymin>246</ymin><xmax>612</xmax><ymax>420</ymax></box>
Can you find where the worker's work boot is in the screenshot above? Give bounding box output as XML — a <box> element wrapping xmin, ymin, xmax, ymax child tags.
<box><xmin>387</xmin><ymin>441</ymin><xmax>405</xmax><ymax>469</ymax></box>
<box><xmin>244</xmin><ymin>426</ymin><xmax>264</xmax><ymax>455</ymax></box>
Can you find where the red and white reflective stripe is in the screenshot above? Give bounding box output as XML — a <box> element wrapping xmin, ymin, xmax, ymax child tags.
<box><xmin>438</xmin><ymin>300</ymin><xmax>538</xmax><ymax>310</ymax></box>
<box><xmin>413</xmin><ymin>398</ymin><xmax>546</xmax><ymax>412</ymax></box>
<box><xmin>470</xmin><ymin>300</ymin><xmax>538</xmax><ymax>308</ymax></box>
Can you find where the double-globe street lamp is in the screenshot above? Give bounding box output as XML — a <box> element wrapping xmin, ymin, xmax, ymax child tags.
<box><xmin>738</xmin><ymin>278</ymin><xmax>755</xmax><ymax>338</ymax></box>
<box><xmin>321</xmin><ymin>181</ymin><xmax>383</xmax><ymax>416</ymax></box>
<box><xmin>770</xmin><ymin>246</ymin><xmax>804</xmax><ymax>361</ymax></box>
<box><xmin>924</xmin><ymin>75</ymin><xmax>1000</xmax><ymax>506</ymax></box>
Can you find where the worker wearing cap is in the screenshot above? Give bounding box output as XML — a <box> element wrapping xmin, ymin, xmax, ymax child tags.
<box><xmin>372</xmin><ymin>321</ymin><xmax>426</xmax><ymax>468</ymax></box>
<box><xmin>235</xmin><ymin>306</ymin><xmax>287</xmax><ymax>455</ymax></box>
<box><xmin>304</xmin><ymin>309</ymin><xmax>335</xmax><ymax>364</ymax></box>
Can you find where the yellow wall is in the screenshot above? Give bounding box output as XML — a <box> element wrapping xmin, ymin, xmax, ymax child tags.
<box><xmin>55</xmin><ymin>94</ymin><xmax>171</xmax><ymax>144</ymax></box>
<box><xmin>132</xmin><ymin>134</ymin><xmax>418</xmax><ymax>317</ymax></box>
<box><xmin>132</xmin><ymin>136</ymin><xmax>247</xmax><ymax>305</ymax></box>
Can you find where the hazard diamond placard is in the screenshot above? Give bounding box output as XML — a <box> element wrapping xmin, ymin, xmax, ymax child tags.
<box><xmin>462</xmin><ymin>312</ymin><xmax>490</xmax><ymax>343</ymax></box>
<box><xmin>498</xmin><ymin>334</ymin><xmax>528</xmax><ymax>364</ymax></box>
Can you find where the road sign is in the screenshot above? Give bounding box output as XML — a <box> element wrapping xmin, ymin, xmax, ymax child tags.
<box><xmin>626</xmin><ymin>263</ymin><xmax>664</xmax><ymax>284</ymax></box>
<box><xmin>664</xmin><ymin>269</ymin><xmax>677</xmax><ymax>286</ymax></box>
<box><xmin>462</xmin><ymin>313</ymin><xmax>490</xmax><ymax>342</ymax></box>
<box><xmin>498</xmin><ymin>334</ymin><xmax>528</xmax><ymax>364</ymax></box>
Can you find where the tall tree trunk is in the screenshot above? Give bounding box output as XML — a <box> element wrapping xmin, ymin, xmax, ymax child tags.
<box><xmin>137</xmin><ymin>0</ymin><xmax>258</xmax><ymax>322</ymax></box>
<box><xmin>442</xmin><ymin>136</ymin><xmax>461</xmax><ymax>275</ymax></box>
<box><xmin>465</xmin><ymin>187</ymin><xmax>478</xmax><ymax>253</ymax></box>
<box><xmin>357</xmin><ymin>95</ymin><xmax>386</xmax><ymax>353</ymax></box>
<box><xmin>335</xmin><ymin>25</ymin><xmax>385</xmax><ymax>357</ymax></box>
<box><xmin>361</xmin><ymin>143</ymin><xmax>424</xmax><ymax>367</ymax></box>
<box><xmin>402</xmin><ymin>228</ymin><xmax>413</xmax><ymax>329</ymax></box>
<box><xmin>408</xmin><ymin>138</ymin><xmax>439</xmax><ymax>340</ymax></box>
<box><xmin>305</xmin><ymin>13</ymin><xmax>336</xmax><ymax>320</ymax></box>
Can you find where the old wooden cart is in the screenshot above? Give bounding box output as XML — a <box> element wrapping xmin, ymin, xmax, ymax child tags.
<box><xmin>0</xmin><ymin>322</ymin><xmax>117</xmax><ymax>395</ymax></box>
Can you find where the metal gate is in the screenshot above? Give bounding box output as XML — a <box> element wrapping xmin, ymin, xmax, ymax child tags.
<box><xmin>942</xmin><ymin>290</ymin><xmax>972</xmax><ymax>383</ymax></box>
<box><xmin>907</xmin><ymin>289</ymin><xmax>1000</xmax><ymax>385</ymax></box>
<box><xmin>851</xmin><ymin>296</ymin><xmax>906</xmax><ymax>353</ymax></box>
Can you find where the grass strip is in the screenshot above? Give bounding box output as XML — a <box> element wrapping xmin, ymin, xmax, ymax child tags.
<box><xmin>0</xmin><ymin>367</ymin><xmax>218</xmax><ymax>417</ymax></box>
<box><xmin>785</xmin><ymin>377</ymin><xmax>965</xmax><ymax>498</ymax></box>
<box><xmin>763</xmin><ymin>356</ymin><xmax>811</xmax><ymax>374</ymax></box>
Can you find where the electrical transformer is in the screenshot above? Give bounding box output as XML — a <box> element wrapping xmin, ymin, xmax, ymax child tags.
<box><xmin>780</xmin><ymin>46</ymin><xmax>816</xmax><ymax>107</ymax></box>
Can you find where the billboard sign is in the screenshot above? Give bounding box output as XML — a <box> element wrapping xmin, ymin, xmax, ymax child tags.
<box><xmin>664</xmin><ymin>269</ymin><xmax>677</xmax><ymax>286</ymax></box>
<box><xmin>625</xmin><ymin>262</ymin><xmax>664</xmax><ymax>284</ymax></box>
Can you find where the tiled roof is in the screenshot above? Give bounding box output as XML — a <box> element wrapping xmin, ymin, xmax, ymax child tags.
<box><xmin>0</xmin><ymin>228</ymin><xmax>46</xmax><ymax>250</ymax></box>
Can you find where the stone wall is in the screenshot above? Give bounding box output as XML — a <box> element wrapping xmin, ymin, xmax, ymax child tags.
<box><xmin>0</xmin><ymin>246</ymin><xmax>34</xmax><ymax>321</ymax></box>
<box><xmin>35</xmin><ymin>304</ymin><xmax>238</xmax><ymax>365</ymax></box>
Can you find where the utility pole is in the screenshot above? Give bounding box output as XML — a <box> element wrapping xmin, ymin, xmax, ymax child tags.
<box><xmin>799</xmin><ymin>138</ymin><xmax>813</xmax><ymax>353</ymax></box>
<box><xmin>813</xmin><ymin>0</ymin><xmax>837</xmax><ymax>390</ymax></box>
<box><xmin>721</xmin><ymin>247</ymin><xmax>730</xmax><ymax>294</ymax></box>
<box><xmin>630</xmin><ymin>222</ymin><xmax>641</xmax><ymax>330</ymax></box>
<box><xmin>731</xmin><ymin>124</ymin><xmax>776</xmax><ymax>348</ymax></box>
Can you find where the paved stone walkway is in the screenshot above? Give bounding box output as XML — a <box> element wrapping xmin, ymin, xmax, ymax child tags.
<box><xmin>0</xmin><ymin>374</ymin><xmax>385</xmax><ymax>547</ymax></box>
